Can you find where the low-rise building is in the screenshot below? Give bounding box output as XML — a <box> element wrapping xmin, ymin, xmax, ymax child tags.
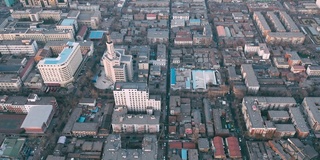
<box><xmin>268</xmin><ymin>110</ymin><xmax>290</xmax><ymax>123</ymax></box>
<box><xmin>20</xmin><ymin>105</ymin><xmax>54</xmax><ymax>133</ymax></box>
<box><xmin>0</xmin><ymin>74</ymin><xmax>22</xmax><ymax>92</ymax></box>
<box><xmin>244</xmin><ymin>43</ymin><xmax>270</xmax><ymax>59</ymax></box>
<box><xmin>302</xmin><ymin>97</ymin><xmax>320</xmax><ymax>131</ymax></box>
<box><xmin>288</xmin><ymin>107</ymin><xmax>309</xmax><ymax>138</ymax></box>
<box><xmin>306</xmin><ymin>65</ymin><xmax>320</xmax><ymax>76</ymax></box>
<box><xmin>147</xmin><ymin>28</ymin><xmax>169</xmax><ymax>44</ymax></box>
<box><xmin>0</xmin><ymin>138</ymin><xmax>26</xmax><ymax>159</ymax></box>
<box><xmin>0</xmin><ymin>40</ymin><xmax>38</xmax><ymax>56</ymax></box>
<box><xmin>198</xmin><ymin>138</ymin><xmax>210</xmax><ymax>152</ymax></box>
<box><xmin>111</xmin><ymin>106</ymin><xmax>160</xmax><ymax>133</ymax></box>
<box><xmin>226</xmin><ymin>137</ymin><xmax>242</xmax><ymax>159</ymax></box>
<box><xmin>56</xmin><ymin>18</ymin><xmax>78</xmax><ymax>36</ymax></box>
<box><xmin>242</xmin><ymin>97</ymin><xmax>296</xmax><ymax>138</ymax></box>
<box><xmin>241</xmin><ymin>64</ymin><xmax>260</xmax><ymax>94</ymax></box>
<box><xmin>274</xmin><ymin>124</ymin><xmax>296</xmax><ymax>137</ymax></box>
<box><xmin>71</xmin><ymin>123</ymin><xmax>99</xmax><ymax>136</ymax></box>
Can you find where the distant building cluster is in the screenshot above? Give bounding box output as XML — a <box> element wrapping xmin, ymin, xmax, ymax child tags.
<box><xmin>253</xmin><ymin>11</ymin><xmax>305</xmax><ymax>44</ymax></box>
<box><xmin>242</xmin><ymin>97</ymin><xmax>310</xmax><ymax>138</ymax></box>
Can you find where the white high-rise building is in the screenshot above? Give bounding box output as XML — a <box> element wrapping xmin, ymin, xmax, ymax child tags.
<box><xmin>113</xmin><ymin>82</ymin><xmax>161</xmax><ymax>112</ymax></box>
<box><xmin>37</xmin><ymin>42</ymin><xmax>82</xmax><ymax>87</ymax></box>
<box><xmin>102</xmin><ymin>33</ymin><xmax>133</xmax><ymax>83</ymax></box>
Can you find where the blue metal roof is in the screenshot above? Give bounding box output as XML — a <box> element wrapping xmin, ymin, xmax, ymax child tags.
<box><xmin>89</xmin><ymin>31</ymin><xmax>105</xmax><ymax>39</ymax></box>
<box><xmin>44</xmin><ymin>42</ymin><xmax>75</xmax><ymax>65</ymax></box>
<box><xmin>181</xmin><ymin>149</ymin><xmax>187</xmax><ymax>160</ymax></box>
<box><xmin>60</xmin><ymin>18</ymin><xmax>75</xmax><ymax>26</ymax></box>
<box><xmin>190</xmin><ymin>19</ymin><xmax>200</xmax><ymax>23</ymax></box>
<box><xmin>78</xmin><ymin>117</ymin><xmax>85</xmax><ymax>123</ymax></box>
<box><xmin>170</xmin><ymin>68</ymin><xmax>176</xmax><ymax>85</ymax></box>
<box><xmin>185</xmin><ymin>78</ymin><xmax>191</xmax><ymax>89</ymax></box>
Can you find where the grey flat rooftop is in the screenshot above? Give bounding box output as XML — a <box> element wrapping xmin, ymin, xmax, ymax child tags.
<box><xmin>114</xmin><ymin>82</ymin><xmax>147</xmax><ymax>91</ymax></box>
<box><xmin>241</xmin><ymin>64</ymin><xmax>259</xmax><ymax>87</ymax></box>
<box><xmin>254</xmin><ymin>12</ymin><xmax>271</xmax><ymax>31</ymax></box>
<box><xmin>289</xmin><ymin>107</ymin><xmax>309</xmax><ymax>133</ymax></box>
<box><xmin>72</xmin><ymin>122</ymin><xmax>98</xmax><ymax>132</ymax></box>
<box><xmin>103</xmin><ymin>134</ymin><xmax>158</xmax><ymax>160</ymax></box>
<box><xmin>303</xmin><ymin>97</ymin><xmax>320</xmax><ymax>127</ymax></box>
<box><xmin>266</xmin><ymin>12</ymin><xmax>285</xmax><ymax>32</ymax></box>
<box><xmin>112</xmin><ymin>107</ymin><xmax>160</xmax><ymax>125</ymax></box>
<box><xmin>21</xmin><ymin>106</ymin><xmax>53</xmax><ymax>129</ymax></box>
<box><xmin>62</xmin><ymin>107</ymin><xmax>82</xmax><ymax>134</ymax></box>
<box><xmin>275</xmin><ymin>124</ymin><xmax>296</xmax><ymax>132</ymax></box>
<box><xmin>268</xmin><ymin>110</ymin><xmax>290</xmax><ymax>118</ymax></box>
<box><xmin>243</xmin><ymin>97</ymin><xmax>296</xmax><ymax>128</ymax></box>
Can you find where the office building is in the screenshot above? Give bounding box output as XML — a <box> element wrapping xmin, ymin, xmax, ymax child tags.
<box><xmin>111</xmin><ymin>106</ymin><xmax>160</xmax><ymax>133</ymax></box>
<box><xmin>0</xmin><ymin>40</ymin><xmax>38</xmax><ymax>56</ymax></box>
<box><xmin>241</xmin><ymin>64</ymin><xmax>260</xmax><ymax>94</ymax></box>
<box><xmin>37</xmin><ymin>42</ymin><xmax>82</xmax><ymax>87</ymax></box>
<box><xmin>113</xmin><ymin>82</ymin><xmax>161</xmax><ymax>112</ymax></box>
<box><xmin>102</xmin><ymin>34</ymin><xmax>133</xmax><ymax>83</ymax></box>
<box><xmin>302</xmin><ymin>97</ymin><xmax>320</xmax><ymax>131</ymax></box>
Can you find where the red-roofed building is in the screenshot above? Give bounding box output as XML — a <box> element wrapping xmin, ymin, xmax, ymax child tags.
<box><xmin>291</xmin><ymin>65</ymin><xmax>306</xmax><ymax>74</ymax></box>
<box><xmin>183</xmin><ymin>142</ymin><xmax>196</xmax><ymax>149</ymax></box>
<box><xmin>20</xmin><ymin>58</ymin><xmax>35</xmax><ymax>81</ymax></box>
<box><xmin>226</xmin><ymin>137</ymin><xmax>242</xmax><ymax>159</ymax></box>
<box><xmin>169</xmin><ymin>142</ymin><xmax>182</xmax><ymax>149</ymax></box>
<box><xmin>146</xmin><ymin>14</ymin><xmax>157</xmax><ymax>20</ymax></box>
<box><xmin>212</xmin><ymin>136</ymin><xmax>226</xmax><ymax>159</ymax></box>
<box><xmin>169</xmin><ymin>126</ymin><xmax>176</xmax><ymax>134</ymax></box>
<box><xmin>76</xmin><ymin>26</ymin><xmax>88</xmax><ymax>41</ymax></box>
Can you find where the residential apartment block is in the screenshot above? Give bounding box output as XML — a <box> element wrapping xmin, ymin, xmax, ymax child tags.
<box><xmin>37</xmin><ymin>42</ymin><xmax>83</xmax><ymax>87</ymax></box>
<box><xmin>302</xmin><ymin>97</ymin><xmax>320</xmax><ymax>132</ymax></box>
<box><xmin>242</xmin><ymin>97</ymin><xmax>302</xmax><ymax>138</ymax></box>
<box><xmin>241</xmin><ymin>64</ymin><xmax>260</xmax><ymax>94</ymax></box>
<box><xmin>253</xmin><ymin>11</ymin><xmax>305</xmax><ymax>44</ymax></box>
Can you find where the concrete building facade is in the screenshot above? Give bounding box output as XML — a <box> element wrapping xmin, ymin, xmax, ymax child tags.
<box><xmin>37</xmin><ymin>42</ymin><xmax>83</xmax><ymax>87</ymax></box>
<box><xmin>102</xmin><ymin>34</ymin><xmax>133</xmax><ymax>83</ymax></box>
<box><xmin>113</xmin><ymin>82</ymin><xmax>161</xmax><ymax>112</ymax></box>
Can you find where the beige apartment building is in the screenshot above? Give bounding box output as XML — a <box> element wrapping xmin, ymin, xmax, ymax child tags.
<box><xmin>37</xmin><ymin>42</ymin><xmax>82</xmax><ymax>87</ymax></box>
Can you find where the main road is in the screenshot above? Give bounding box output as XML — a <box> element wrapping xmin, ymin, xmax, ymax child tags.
<box><xmin>164</xmin><ymin>0</ymin><xmax>173</xmax><ymax>159</ymax></box>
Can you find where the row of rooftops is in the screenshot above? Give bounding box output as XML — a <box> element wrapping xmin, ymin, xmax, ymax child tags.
<box><xmin>103</xmin><ymin>134</ymin><xmax>158</xmax><ymax>160</ymax></box>
<box><xmin>0</xmin><ymin>94</ymin><xmax>56</xmax><ymax>106</ymax></box>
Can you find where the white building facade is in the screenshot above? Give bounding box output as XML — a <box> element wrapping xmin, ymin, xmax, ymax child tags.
<box><xmin>37</xmin><ymin>42</ymin><xmax>82</xmax><ymax>87</ymax></box>
<box><xmin>102</xmin><ymin>34</ymin><xmax>133</xmax><ymax>83</ymax></box>
<box><xmin>0</xmin><ymin>40</ymin><xmax>39</xmax><ymax>56</ymax></box>
<box><xmin>113</xmin><ymin>82</ymin><xmax>161</xmax><ymax>112</ymax></box>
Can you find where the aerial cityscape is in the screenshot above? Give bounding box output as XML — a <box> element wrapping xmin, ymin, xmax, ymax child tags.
<box><xmin>1</xmin><ymin>0</ymin><xmax>320</xmax><ymax>159</ymax></box>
